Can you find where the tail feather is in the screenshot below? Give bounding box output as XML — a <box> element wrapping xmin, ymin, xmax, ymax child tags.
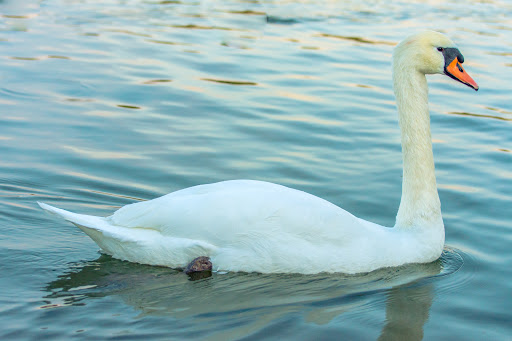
<box><xmin>38</xmin><ymin>202</ymin><xmax>135</xmax><ymax>242</ymax></box>
<box><xmin>38</xmin><ymin>202</ymin><xmax>216</xmax><ymax>268</ymax></box>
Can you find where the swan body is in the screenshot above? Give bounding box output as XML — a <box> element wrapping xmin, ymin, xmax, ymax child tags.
<box><xmin>39</xmin><ymin>31</ymin><xmax>478</xmax><ymax>274</ymax></box>
<box><xmin>39</xmin><ymin>180</ymin><xmax>440</xmax><ymax>274</ymax></box>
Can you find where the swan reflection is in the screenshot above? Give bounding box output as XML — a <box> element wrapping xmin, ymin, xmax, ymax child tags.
<box><xmin>42</xmin><ymin>251</ymin><xmax>462</xmax><ymax>339</ymax></box>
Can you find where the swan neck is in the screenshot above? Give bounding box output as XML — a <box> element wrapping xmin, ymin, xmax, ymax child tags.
<box><xmin>393</xmin><ymin>70</ymin><xmax>442</xmax><ymax>229</ymax></box>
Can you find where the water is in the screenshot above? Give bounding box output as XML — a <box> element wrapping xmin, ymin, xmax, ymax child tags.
<box><xmin>1</xmin><ymin>0</ymin><xmax>511</xmax><ymax>339</ymax></box>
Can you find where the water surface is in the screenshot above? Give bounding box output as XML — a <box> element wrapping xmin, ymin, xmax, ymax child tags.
<box><xmin>0</xmin><ymin>0</ymin><xmax>511</xmax><ymax>340</ymax></box>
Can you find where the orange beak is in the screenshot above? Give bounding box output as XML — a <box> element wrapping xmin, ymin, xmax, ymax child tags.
<box><xmin>445</xmin><ymin>58</ymin><xmax>479</xmax><ymax>91</ymax></box>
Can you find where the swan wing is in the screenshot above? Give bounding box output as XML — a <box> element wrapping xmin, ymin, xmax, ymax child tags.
<box><xmin>109</xmin><ymin>180</ymin><xmax>367</xmax><ymax>246</ymax></box>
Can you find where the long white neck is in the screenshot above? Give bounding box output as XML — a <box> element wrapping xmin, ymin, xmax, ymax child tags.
<box><xmin>393</xmin><ymin>68</ymin><xmax>443</xmax><ymax>230</ymax></box>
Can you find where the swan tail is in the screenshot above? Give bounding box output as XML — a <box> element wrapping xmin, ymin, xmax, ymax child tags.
<box><xmin>38</xmin><ymin>202</ymin><xmax>217</xmax><ymax>268</ymax></box>
<box><xmin>38</xmin><ymin>202</ymin><xmax>136</xmax><ymax>242</ymax></box>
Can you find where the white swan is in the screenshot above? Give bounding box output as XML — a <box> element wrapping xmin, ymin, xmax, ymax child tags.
<box><xmin>39</xmin><ymin>31</ymin><xmax>478</xmax><ymax>274</ymax></box>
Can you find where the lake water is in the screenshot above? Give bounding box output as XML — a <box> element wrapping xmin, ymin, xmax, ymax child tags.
<box><xmin>1</xmin><ymin>0</ymin><xmax>511</xmax><ymax>339</ymax></box>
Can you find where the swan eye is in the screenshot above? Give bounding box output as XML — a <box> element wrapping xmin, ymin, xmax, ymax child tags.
<box><xmin>437</xmin><ymin>47</ymin><xmax>444</xmax><ymax>52</ymax></box>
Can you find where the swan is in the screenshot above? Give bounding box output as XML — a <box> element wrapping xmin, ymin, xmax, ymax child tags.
<box><xmin>39</xmin><ymin>31</ymin><xmax>478</xmax><ymax>274</ymax></box>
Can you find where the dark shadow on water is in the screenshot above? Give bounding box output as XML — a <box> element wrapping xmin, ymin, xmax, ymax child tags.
<box><xmin>41</xmin><ymin>250</ymin><xmax>462</xmax><ymax>339</ymax></box>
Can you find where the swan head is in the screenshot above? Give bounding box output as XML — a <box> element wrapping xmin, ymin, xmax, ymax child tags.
<box><xmin>393</xmin><ymin>30</ymin><xmax>479</xmax><ymax>91</ymax></box>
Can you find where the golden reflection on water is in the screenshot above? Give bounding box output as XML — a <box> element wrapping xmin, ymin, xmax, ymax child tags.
<box><xmin>181</xmin><ymin>85</ymin><xmax>205</xmax><ymax>93</ymax></box>
<box><xmin>9</xmin><ymin>55</ymin><xmax>71</xmax><ymax>61</ymax></box>
<box><xmin>65</xmin><ymin>98</ymin><xmax>94</xmax><ymax>103</ymax></box>
<box><xmin>344</xmin><ymin>83</ymin><xmax>373</xmax><ymax>89</ymax></box>
<box><xmin>1</xmin><ymin>14</ymin><xmax>38</xmax><ymax>19</ymax></box>
<box><xmin>117</xmin><ymin>104</ymin><xmax>141</xmax><ymax>110</ymax></box>
<box><xmin>141</xmin><ymin>79</ymin><xmax>173</xmax><ymax>85</ymax></box>
<box><xmin>275</xmin><ymin>90</ymin><xmax>323</xmax><ymax>103</ymax></box>
<box><xmin>271</xmin><ymin>113</ymin><xmax>343</xmax><ymax>127</ymax></box>
<box><xmin>484</xmin><ymin>106</ymin><xmax>512</xmax><ymax>116</ymax></box>
<box><xmin>438</xmin><ymin>184</ymin><xmax>479</xmax><ymax>193</ymax></box>
<box><xmin>201</xmin><ymin>78</ymin><xmax>257</xmax><ymax>86</ymax></box>
<box><xmin>145</xmin><ymin>39</ymin><xmax>186</xmax><ymax>46</ymax></box>
<box><xmin>47</xmin><ymin>55</ymin><xmax>70</xmax><ymax>60</ymax></box>
<box><xmin>447</xmin><ymin>111</ymin><xmax>512</xmax><ymax>122</ymax></box>
<box><xmin>107</xmin><ymin>29</ymin><xmax>151</xmax><ymax>38</ymax></box>
<box><xmin>284</xmin><ymin>74</ymin><xmax>320</xmax><ymax>80</ymax></box>
<box><xmin>158</xmin><ymin>1</ymin><xmax>181</xmax><ymax>4</ymax></box>
<box><xmin>172</xmin><ymin>24</ymin><xmax>242</xmax><ymax>31</ymax></box>
<box><xmin>301</xmin><ymin>45</ymin><xmax>320</xmax><ymax>50</ymax></box>
<box><xmin>9</xmin><ymin>56</ymin><xmax>40</xmax><ymax>61</ymax></box>
<box><xmin>228</xmin><ymin>10</ymin><xmax>266</xmax><ymax>16</ymax></box>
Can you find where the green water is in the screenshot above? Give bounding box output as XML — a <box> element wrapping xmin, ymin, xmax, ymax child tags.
<box><xmin>1</xmin><ymin>0</ymin><xmax>511</xmax><ymax>339</ymax></box>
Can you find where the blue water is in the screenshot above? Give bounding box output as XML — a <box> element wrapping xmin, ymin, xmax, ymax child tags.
<box><xmin>1</xmin><ymin>0</ymin><xmax>511</xmax><ymax>339</ymax></box>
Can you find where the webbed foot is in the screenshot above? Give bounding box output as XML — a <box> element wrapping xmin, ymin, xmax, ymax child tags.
<box><xmin>184</xmin><ymin>256</ymin><xmax>212</xmax><ymax>276</ymax></box>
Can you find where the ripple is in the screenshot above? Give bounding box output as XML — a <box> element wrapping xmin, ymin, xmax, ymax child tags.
<box><xmin>107</xmin><ymin>29</ymin><xmax>151</xmax><ymax>38</ymax></box>
<box><xmin>145</xmin><ymin>39</ymin><xmax>187</xmax><ymax>46</ymax></box>
<box><xmin>484</xmin><ymin>106</ymin><xmax>512</xmax><ymax>116</ymax></box>
<box><xmin>116</xmin><ymin>104</ymin><xmax>141</xmax><ymax>110</ymax></box>
<box><xmin>275</xmin><ymin>90</ymin><xmax>322</xmax><ymax>102</ymax></box>
<box><xmin>201</xmin><ymin>78</ymin><xmax>257</xmax><ymax>86</ymax></box>
<box><xmin>0</xmin><ymin>183</ymin><xmax>47</xmax><ymax>199</ymax></box>
<box><xmin>82</xmin><ymin>189</ymin><xmax>145</xmax><ymax>202</ymax></box>
<box><xmin>1</xmin><ymin>14</ymin><xmax>38</xmax><ymax>19</ymax></box>
<box><xmin>47</xmin><ymin>55</ymin><xmax>70</xmax><ymax>60</ymax></box>
<box><xmin>172</xmin><ymin>24</ymin><xmax>239</xmax><ymax>31</ymax></box>
<box><xmin>157</xmin><ymin>0</ymin><xmax>182</xmax><ymax>4</ymax></box>
<box><xmin>437</xmin><ymin>248</ymin><xmax>465</xmax><ymax>278</ymax></box>
<box><xmin>438</xmin><ymin>183</ymin><xmax>479</xmax><ymax>194</ymax></box>
<box><xmin>142</xmin><ymin>79</ymin><xmax>173</xmax><ymax>85</ymax></box>
<box><xmin>0</xmin><ymin>87</ymin><xmax>40</xmax><ymax>99</ymax></box>
<box><xmin>266</xmin><ymin>16</ymin><xmax>300</xmax><ymax>25</ymax></box>
<box><xmin>229</xmin><ymin>10</ymin><xmax>266</xmax><ymax>16</ymax></box>
<box><xmin>431</xmin><ymin>247</ymin><xmax>479</xmax><ymax>298</ymax></box>
<box><xmin>9</xmin><ymin>55</ymin><xmax>71</xmax><ymax>61</ymax></box>
<box><xmin>316</xmin><ymin>33</ymin><xmax>396</xmax><ymax>46</ymax></box>
<box><xmin>62</xmin><ymin>146</ymin><xmax>146</xmax><ymax>160</ymax></box>
<box><xmin>64</xmin><ymin>98</ymin><xmax>94</xmax><ymax>103</ymax></box>
<box><xmin>489</xmin><ymin>52</ymin><xmax>512</xmax><ymax>56</ymax></box>
<box><xmin>447</xmin><ymin>111</ymin><xmax>512</xmax><ymax>122</ymax></box>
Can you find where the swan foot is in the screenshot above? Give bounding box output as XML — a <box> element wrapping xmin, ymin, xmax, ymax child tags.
<box><xmin>184</xmin><ymin>256</ymin><xmax>212</xmax><ymax>279</ymax></box>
